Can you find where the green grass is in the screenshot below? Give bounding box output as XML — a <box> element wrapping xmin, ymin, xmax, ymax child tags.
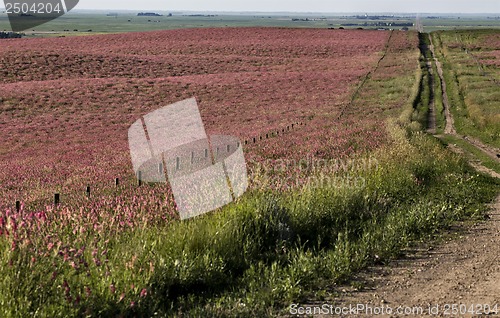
<box><xmin>1</xmin><ymin>29</ymin><xmax>499</xmax><ymax>317</ymax></box>
<box><xmin>0</xmin><ymin>12</ymin><xmax>417</xmax><ymax>36</ymax></box>
<box><xmin>422</xmin><ymin>17</ymin><xmax>500</xmax><ymax>33</ymax></box>
<box><xmin>2</xmin><ymin>12</ymin><xmax>500</xmax><ymax>37</ymax></box>
<box><xmin>431</xmin><ymin>30</ymin><xmax>500</xmax><ymax>148</ymax></box>
<box><xmin>3</xmin><ymin>127</ymin><xmax>498</xmax><ymax>317</ymax></box>
<box><xmin>438</xmin><ymin>135</ymin><xmax>500</xmax><ymax>174</ymax></box>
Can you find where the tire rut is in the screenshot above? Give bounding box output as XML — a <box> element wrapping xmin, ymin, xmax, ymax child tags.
<box><xmin>306</xmin><ymin>33</ymin><xmax>500</xmax><ymax>318</ymax></box>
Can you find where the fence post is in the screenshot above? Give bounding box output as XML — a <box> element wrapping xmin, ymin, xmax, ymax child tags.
<box><xmin>138</xmin><ymin>171</ymin><xmax>142</xmax><ymax>186</ymax></box>
<box><xmin>86</xmin><ymin>186</ymin><xmax>90</xmax><ymax>197</ymax></box>
<box><xmin>54</xmin><ymin>193</ymin><xmax>60</xmax><ymax>205</ymax></box>
<box><xmin>115</xmin><ymin>178</ymin><xmax>119</xmax><ymax>187</ymax></box>
<box><xmin>15</xmin><ymin>201</ymin><xmax>20</xmax><ymax>212</ymax></box>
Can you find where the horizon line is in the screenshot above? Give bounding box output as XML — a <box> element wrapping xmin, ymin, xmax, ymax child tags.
<box><xmin>1</xmin><ymin>8</ymin><xmax>498</xmax><ymax>15</ymax></box>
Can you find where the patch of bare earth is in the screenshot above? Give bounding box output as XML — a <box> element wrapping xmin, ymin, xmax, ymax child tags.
<box><xmin>330</xmin><ymin>195</ymin><xmax>500</xmax><ymax>317</ymax></box>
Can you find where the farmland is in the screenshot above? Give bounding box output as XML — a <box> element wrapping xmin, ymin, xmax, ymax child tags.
<box><xmin>0</xmin><ymin>27</ymin><xmax>499</xmax><ymax>316</ymax></box>
<box><xmin>1</xmin><ymin>12</ymin><xmax>500</xmax><ymax>38</ymax></box>
<box><xmin>0</xmin><ymin>27</ymin><xmax>395</xmax><ymax>205</ymax></box>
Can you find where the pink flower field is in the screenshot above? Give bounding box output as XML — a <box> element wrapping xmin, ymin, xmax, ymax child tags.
<box><xmin>0</xmin><ymin>28</ymin><xmax>404</xmax><ymax>209</ymax></box>
<box><xmin>0</xmin><ymin>28</ymin><xmax>421</xmax><ymax>313</ymax></box>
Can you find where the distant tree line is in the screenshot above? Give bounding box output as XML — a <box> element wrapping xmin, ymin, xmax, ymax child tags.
<box><xmin>137</xmin><ymin>12</ymin><xmax>163</xmax><ymax>17</ymax></box>
<box><xmin>341</xmin><ymin>22</ymin><xmax>413</xmax><ymax>27</ymax></box>
<box><xmin>0</xmin><ymin>32</ymin><xmax>23</xmax><ymax>39</ymax></box>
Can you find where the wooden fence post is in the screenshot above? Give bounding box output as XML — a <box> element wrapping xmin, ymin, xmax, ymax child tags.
<box><xmin>54</xmin><ymin>193</ymin><xmax>60</xmax><ymax>205</ymax></box>
<box><xmin>15</xmin><ymin>201</ymin><xmax>20</xmax><ymax>212</ymax></box>
<box><xmin>86</xmin><ymin>186</ymin><xmax>91</xmax><ymax>197</ymax></box>
<box><xmin>115</xmin><ymin>178</ymin><xmax>119</xmax><ymax>187</ymax></box>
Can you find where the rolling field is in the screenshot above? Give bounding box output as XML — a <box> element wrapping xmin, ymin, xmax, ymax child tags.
<box><xmin>0</xmin><ymin>28</ymin><xmax>499</xmax><ymax>316</ymax></box>
<box><xmin>0</xmin><ymin>27</ymin><xmax>399</xmax><ymax>209</ymax></box>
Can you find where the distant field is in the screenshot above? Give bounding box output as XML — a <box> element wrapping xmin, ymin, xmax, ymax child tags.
<box><xmin>422</xmin><ymin>17</ymin><xmax>500</xmax><ymax>32</ymax></box>
<box><xmin>1</xmin><ymin>12</ymin><xmax>499</xmax><ymax>39</ymax></box>
<box><xmin>2</xmin><ymin>12</ymin><xmax>499</xmax><ymax>38</ymax></box>
<box><xmin>0</xmin><ymin>12</ymin><xmax>416</xmax><ymax>35</ymax></box>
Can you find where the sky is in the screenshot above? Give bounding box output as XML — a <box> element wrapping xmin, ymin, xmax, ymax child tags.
<box><xmin>76</xmin><ymin>0</ymin><xmax>500</xmax><ymax>13</ymax></box>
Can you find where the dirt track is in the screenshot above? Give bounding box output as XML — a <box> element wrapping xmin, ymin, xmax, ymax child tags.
<box><xmin>330</xmin><ymin>196</ymin><xmax>500</xmax><ymax>317</ymax></box>
<box><xmin>430</xmin><ymin>36</ymin><xmax>500</xmax><ymax>162</ymax></box>
<box><xmin>326</xmin><ymin>34</ymin><xmax>500</xmax><ymax>318</ymax></box>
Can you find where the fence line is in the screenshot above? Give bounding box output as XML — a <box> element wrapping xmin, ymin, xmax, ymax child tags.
<box><xmin>244</xmin><ymin>121</ymin><xmax>306</xmax><ymax>145</ymax></box>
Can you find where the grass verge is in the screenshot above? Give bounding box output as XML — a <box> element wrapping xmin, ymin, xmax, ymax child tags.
<box><xmin>438</xmin><ymin>135</ymin><xmax>500</xmax><ymax>174</ymax></box>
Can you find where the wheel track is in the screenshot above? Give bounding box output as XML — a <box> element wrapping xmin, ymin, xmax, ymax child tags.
<box><xmin>430</xmin><ymin>34</ymin><xmax>500</xmax><ymax>162</ymax></box>
<box><xmin>304</xmin><ymin>32</ymin><xmax>500</xmax><ymax>318</ymax></box>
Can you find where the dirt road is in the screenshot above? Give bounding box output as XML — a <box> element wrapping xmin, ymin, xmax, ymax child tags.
<box><xmin>327</xmin><ymin>35</ymin><xmax>500</xmax><ymax>318</ymax></box>
<box><xmin>330</xmin><ymin>196</ymin><xmax>499</xmax><ymax>317</ymax></box>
